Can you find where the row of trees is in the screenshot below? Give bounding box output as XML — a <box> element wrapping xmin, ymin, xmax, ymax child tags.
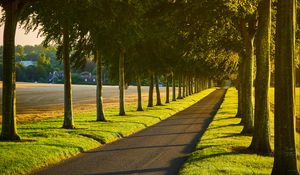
<box><xmin>181</xmin><ymin>0</ymin><xmax>299</xmax><ymax>174</ymax></box>
<box><xmin>0</xmin><ymin>1</ymin><xmax>230</xmax><ymax>138</ymax></box>
<box><xmin>0</xmin><ymin>0</ymin><xmax>298</xmax><ymax>174</ymax></box>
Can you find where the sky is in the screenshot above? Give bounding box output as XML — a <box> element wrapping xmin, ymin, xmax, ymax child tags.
<box><xmin>0</xmin><ymin>24</ymin><xmax>44</xmax><ymax>46</ymax></box>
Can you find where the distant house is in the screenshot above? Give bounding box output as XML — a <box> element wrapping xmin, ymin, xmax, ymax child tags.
<box><xmin>80</xmin><ymin>71</ymin><xmax>96</xmax><ymax>83</ymax></box>
<box><xmin>18</xmin><ymin>61</ymin><xmax>38</xmax><ymax>67</ymax></box>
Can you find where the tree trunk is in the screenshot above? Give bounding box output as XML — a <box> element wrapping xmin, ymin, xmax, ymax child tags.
<box><xmin>177</xmin><ymin>76</ymin><xmax>183</xmax><ymax>99</ymax></box>
<box><xmin>194</xmin><ymin>78</ymin><xmax>198</xmax><ymax>93</ymax></box>
<box><xmin>155</xmin><ymin>74</ymin><xmax>162</xmax><ymax>106</ymax></box>
<box><xmin>119</xmin><ymin>47</ymin><xmax>126</xmax><ymax>116</ymax></box>
<box><xmin>172</xmin><ymin>73</ymin><xmax>176</xmax><ymax>101</ymax></box>
<box><xmin>137</xmin><ymin>76</ymin><xmax>143</xmax><ymax>111</ymax></box>
<box><xmin>236</xmin><ymin>61</ymin><xmax>243</xmax><ymax>118</ymax></box>
<box><xmin>186</xmin><ymin>77</ymin><xmax>189</xmax><ymax>96</ymax></box>
<box><xmin>239</xmin><ymin>55</ymin><xmax>246</xmax><ymax>125</ymax></box>
<box><xmin>165</xmin><ymin>75</ymin><xmax>170</xmax><ymax>103</ymax></box>
<box><xmin>96</xmin><ymin>49</ymin><xmax>105</xmax><ymax>121</ymax></box>
<box><xmin>182</xmin><ymin>76</ymin><xmax>186</xmax><ymax>98</ymax></box>
<box><xmin>0</xmin><ymin>1</ymin><xmax>21</xmax><ymax>141</ymax></box>
<box><xmin>272</xmin><ymin>0</ymin><xmax>299</xmax><ymax>173</ymax></box>
<box><xmin>249</xmin><ymin>0</ymin><xmax>272</xmax><ymax>154</ymax></box>
<box><xmin>189</xmin><ymin>78</ymin><xmax>193</xmax><ymax>94</ymax></box>
<box><xmin>147</xmin><ymin>73</ymin><xmax>154</xmax><ymax>107</ymax></box>
<box><xmin>62</xmin><ymin>23</ymin><xmax>75</xmax><ymax>129</ymax></box>
<box><xmin>240</xmin><ymin>18</ymin><xmax>255</xmax><ymax>135</ymax></box>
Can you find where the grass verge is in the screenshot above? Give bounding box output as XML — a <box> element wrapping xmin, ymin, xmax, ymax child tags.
<box><xmin>180</xmin><ymin>88</ymin><xmax>300</xmax><ymax>175</ymax></box>
<box><xmin>179</xmin><ymin>88</ymin><xmax>274</xmax><ymax>175</ymax></box>
<box><xmin>0</xmin><ymin>88</ymin><xmax>215</xmax><ymax>175</ymax></box>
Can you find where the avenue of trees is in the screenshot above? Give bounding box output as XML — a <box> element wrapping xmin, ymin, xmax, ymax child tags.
<box><xmin>0</xmin><ymin>0</ymin><xmax>299</xmax><ymax>174</ymax></box>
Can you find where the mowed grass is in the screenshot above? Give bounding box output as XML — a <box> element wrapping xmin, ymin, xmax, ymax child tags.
<box><xmin>180</xmin><ymin>88</ymin><xmax>300</xmax><ymax>175</ymax></box>
<box><xmin>179</xmin><ymin>88</ymin><xmax>274</xmax><ymax>175</ymax></box>
<box><xmin>0</xmin><ymin>88</ymin><xmax>215</xmax><ymax>175</ymax></box>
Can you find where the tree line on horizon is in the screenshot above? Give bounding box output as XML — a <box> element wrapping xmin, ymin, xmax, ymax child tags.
<box><xmin>0</xmin><ymin>0</ymin><xmax>299</xmax><ymax>174</ymax></box>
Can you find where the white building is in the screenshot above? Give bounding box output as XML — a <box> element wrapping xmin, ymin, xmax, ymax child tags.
<box><xmin>18</xmin><ymin>61</ymin><xmax>38</xmax><ymax>67</ymax></box>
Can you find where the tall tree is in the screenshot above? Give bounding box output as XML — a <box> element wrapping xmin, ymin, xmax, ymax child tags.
<box><xmin>165</xmin><ymin>75</ymin><xmax>170</xmax><ymax>103</ymax></box>
<box><xmin>272</xmin><ymin>0</ymin><xmax>299</xmax><ymax>173</ymax></box>
<box><xmin>155</xmin><ymin>74</ymin><xmax>162</xmax><ymax>106</ymax></box>
<box><xmin>147</xmin><ymin>73</ymin><xmax>154</xmax><ymax>107</ymax></box>
<box><xmin>249</xmin><ymin>0</ymin><xmax>272</xmax><ymax>154</ymax></box>
<box><xmin>0</xmin><ymin>0</ymin><xmax>37</xmax><ymax>140</ymax></box>
<box><xmin>95</xmin><ymin>49</ymin><xmax>105</xmax><ymax>121</ymax></box>
<box><xmin>136</xmin><ymin>76</ymin><xmax>143</xmax><ymax>111</ymax></box>
<box><xmin>239</xmin><ymin>15</ymin><xmax>256</xmax><ymax>135</ymax></box>
<box><xmin>172</xmin><ymin>73</ymin><xmax>176</xmax><ymax>101</ymax></box>
<box><xmin>28</xmin><ymin>0</ymin><xmax>91</xmax><ymax>128</ymax></box>
<box><xmin>119</xmin><ymin>47</ymin><xmax>126</xmax><ymax>116</ymax></box>
<box><xmin>62</xmin><ymin>22</ymin><xmax>74</xmax><ymax>129</ymax></box>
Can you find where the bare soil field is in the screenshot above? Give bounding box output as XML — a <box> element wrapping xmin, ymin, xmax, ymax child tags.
<box><xmin>0</xmin><ymin>82</ymin><xmax>170</xmax><ymax>122</ymax></box>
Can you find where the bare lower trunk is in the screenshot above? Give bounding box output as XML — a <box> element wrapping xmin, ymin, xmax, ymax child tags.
<box><xmin>177</xmin><ymin>76</ymin><xmax>182</xmax><ymax>99</ymax></box>
<box><xmin>182</xmin><ymin>76</ymin><xmax>186</xmax><ymax>98</ymax></box>
<box><xmin>236</xmin><ymin>63</ymin><xmax>243</xmax><ymax>118</ymax></box>
<box><xmin>62</xmin><ymin>24</ymin><xmax>75</xmax><ymax>129</ymax></box>
<box><xmin>189</xmin><ymin>78</ymin><xmax>193</xmax><ymax>94</ymax></box>
<box><xmin>272</xmin><ymin>0</ymin><xmax>299</xmax><ymax>173</ymax></box>
<box><xmin>0</xmin><ymin>1</ymin><xmax>21</xmax><ymax>140</ymax></box>
<box><xmin>165</xmin><ymin>75</ymin><xmax>170</xmax><ymax>103</ymax></box>
<box><xmin>137</xmin><ymin>76</ymin><xmax>143</xmax><ymax>111</ymax></box>
<box><xmin>155</xmin><ymin>75</ymin><xmax>162</xmax><ymax>106</ymax></box>
<box><xmin>249</xmin><ymin>0</ymin><xmax>272</xmax><ymax>154</ymax></box>
<box><xmin>119</xmin><ymin>47</ymin><xmax>125</xmax><ymax>116</ymax></box>
<box><xmin>240</xmin><ymin>18</ymin><xmax>255</xmax><ymax>135</ymax></box>
<box><xmin>186</xmin><ymin>77</ymin><xmax>189</xmax><ymax>96</ymax></box>
<box><xmin>147</xmin><ymin>73</ymin><xmax>154</xmax><ymax>107</ymax></box>
<box><xmin>96</xmin><ymin>49</ymin><xmax>105</xmax><ymax>121</ymax></box>
<box><xmin>172</xmin><ymin>73</ymin><xmax>176</xmax><ymax>101</ymax></box>
<box><xmin>194</xmin><ymin>79</ymin><xmax>198</xmax><ymax>93</ymax></box>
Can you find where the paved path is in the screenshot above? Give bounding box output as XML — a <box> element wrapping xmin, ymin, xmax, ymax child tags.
<box><xmin>32</xmin><ymin>89</ymin><xmax>226</xmax><ymax>175</ymax></box>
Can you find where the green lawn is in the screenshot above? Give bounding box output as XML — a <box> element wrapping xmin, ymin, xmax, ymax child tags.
<box><xmin>0</xmin><ymin>88</ymin><xmax>215</xmax><ymax>175</ymax></box>
<box><xmin>179</xmin><ymin>88</ymin><xmax>300</xmax><ymax>175</ymax></box>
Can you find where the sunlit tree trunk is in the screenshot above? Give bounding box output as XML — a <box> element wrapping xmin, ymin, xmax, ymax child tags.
<box><xmin>165</xmin><ymin>75</ymin><xmax>170</xmax><ymax>103</ymax></box>
<box><xmin>119</xmin><ymin>47</ymin><xmax>125</xmax><ymax>116</ymax></box>
<box><xmin>272</xmin><ymin>0</ymin><xmax>299</xmax><ymax>173</ymax></box>
<box><xmin>147</xmin><ymin>73</ymin><xmax>154</xmax><ymax>107</ymax></box>
<box><xmin>62</xmin><ymin>23</ymin><xmax>75</xmax><ymax>129</ymax></box>
<box><xmin>0</xmin><ymin>1</ymin><xmax>22</xmax><ymax>140</ymax></box>
<box><xmin>155</xmin><ymin>74</ymin><xmax>162</xmax><ymax>106</ymax></box>
<box><xmin>137</xmin><ymin>76</ymin><xmax>143</xmax><ymax>111</ymax></box>
<box><xmin>172</xmin><ymin>73</ymin><xmax>176</xmax><ymax>101</ymax></box>
<box><xmin>240</xmin><ymin>18</ymin><xmax>255</xmax><ymax>135</ymax></box>
<box><xmin>96</xmin><ymin>49</ymin><xmax>105</xmax><ymax>121</ymax></box>
<box><xmin>249</xmin><ymin>0</ymin><xmax>272</xmax><ymax>154</ymax></box>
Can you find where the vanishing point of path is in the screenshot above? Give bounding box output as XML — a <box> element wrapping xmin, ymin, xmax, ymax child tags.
<box><xmin>32</xmin><ymin>89</ymin><xmax>226</xmax><ymax>175</ymax></box>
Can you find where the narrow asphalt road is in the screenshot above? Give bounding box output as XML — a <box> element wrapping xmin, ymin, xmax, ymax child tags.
<box><xmin>32</xmin><ymin>89</ymin><xmax>226</xmax><ymax>175</ymax></box>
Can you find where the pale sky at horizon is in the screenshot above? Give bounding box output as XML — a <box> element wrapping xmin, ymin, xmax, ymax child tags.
<box><xmin>0</xmin><ymin>24</ymin><xmax>44</xmax><ymax>46</ymax></box>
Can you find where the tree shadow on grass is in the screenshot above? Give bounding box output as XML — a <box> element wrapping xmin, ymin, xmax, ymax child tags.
<box><xmin>190</xmin><ymin>146</ymin><xmax>253</xmax><ymax>163</ymax></box>
<box><xmin>201</xmin><ymin>133</ymin><xmax>242</xmax><ymax>141</ymax></box>
<box><xmin>213</xmin><ymin>117</ymin><xmax>237</xmax><ymax>121</ymax></box>
<box><xmin>209</xmin><ymin>123</ymin><xmax>240</xmax><ymax>130</ymax></box>
<box><xmin>0</xmin><ymin>139</ymin><xmax>36</xmax><ymax>143</ymax></box>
